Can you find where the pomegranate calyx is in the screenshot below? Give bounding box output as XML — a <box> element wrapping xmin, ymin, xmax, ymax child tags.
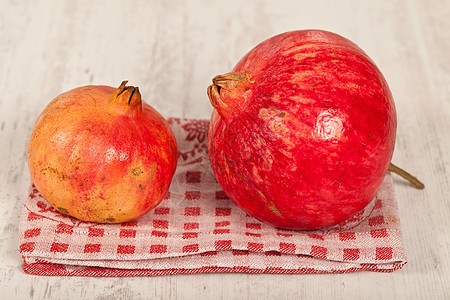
<box><xmin>112</xmin><ymin>81</ymin><xmax>142</xmax><ymax>112</ymax></box>
<box><xmin>212</xmin><ymin>71</ymin><xmax>252</xmax><ymax>91</ymax></box>
<box><xmin>207</xmin><ymin>71</ymin><xmax>253</xmax><ymax>119</ymax></box>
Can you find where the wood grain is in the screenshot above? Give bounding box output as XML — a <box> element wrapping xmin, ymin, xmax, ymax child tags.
<box><xmin>1</xmin><ymin>0</ymin><xmax>449</xmax><ymax>299</ymax></box>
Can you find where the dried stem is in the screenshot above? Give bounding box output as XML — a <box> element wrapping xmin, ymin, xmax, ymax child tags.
<box><xmin>389</xmin><ymin>163</ymin><xmax>425</xmax><ymax>189</ymax></box>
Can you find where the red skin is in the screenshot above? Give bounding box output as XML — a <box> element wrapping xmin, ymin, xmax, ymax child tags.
<box><xmin>27</xmin><ymin>82</ymin><xmax>178</xmax><ymax>223</ymax></box>
<box><xmin>208</xmin><ymin>30</ymin><xmax>396</xmax><ymax>230</ymax></box>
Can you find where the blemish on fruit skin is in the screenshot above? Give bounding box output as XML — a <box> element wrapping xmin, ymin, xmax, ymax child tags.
<box><xmin>80</xmin><ymin>179</ymin><xmax>89</xmax><ymax>187</ymax></box>
<box><xmin>132</xmin><ymin>167</ymin><xmax>143</xmax><ymax>176</ymax></box>
<box><xmin>42</xmin><ymin>166</ymin><xmax>70</xmax><ymax>181</ymax></box>
<box><xmin>258</xmin><ymin>108</ymin><xmax>289</xmax><ymax>134</ymax></box>
<box><xmin>255</xmin><ymin>189</ymin><xmax>283</xmax><ymax>217</ymax></box>
<box><xmin>329</xmin><ymin>179</ymin><xmax>342</xmax><ymax>188</ymax></box>
<box><xmin>258</xmin><ymin>108</ymin><xmax>297</xmax><ymax>150</ymax></box>
<box><xmin>149</xmin><ymin>163</ymin><xmax>157</xmax><ymax>180</ymax></box>
<box><xmin>57</xmin><ymin>207</ymin><xmax>69</xmax><ymax>215</ymax></box>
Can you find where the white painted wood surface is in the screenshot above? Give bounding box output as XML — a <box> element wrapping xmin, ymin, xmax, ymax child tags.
<box><xmin>1</xmin><ymin>0</ymin><xmax>449</xmax><ymax>299</ymax></box>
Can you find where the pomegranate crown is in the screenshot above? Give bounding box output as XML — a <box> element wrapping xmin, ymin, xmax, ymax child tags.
<box><xmin>112</xmin><ymin>81</ymin><xmax>142</xmax><ymax>112</ymax></box>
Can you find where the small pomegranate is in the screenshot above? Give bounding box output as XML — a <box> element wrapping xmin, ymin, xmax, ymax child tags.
<box><xmin>27</xmin><ymin>81</ymin><xmax>178</xmax><ymax>223</ymax></box>
<box><xmin>208</xmin><ymin>30</ymin><xmax>423</xmax><ymax>230</ymax></box>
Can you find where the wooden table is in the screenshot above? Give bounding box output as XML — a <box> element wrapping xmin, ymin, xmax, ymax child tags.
<box><xmin>1</xmin><ymin>1</ymin><xmax>448</xmax><ymax>299</ymax></box>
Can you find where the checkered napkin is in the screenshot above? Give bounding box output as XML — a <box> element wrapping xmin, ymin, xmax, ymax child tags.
<box><xmin>19</xmin><ymin>118</ymin><xmax>407</xmax><ymax>276</ymax></box>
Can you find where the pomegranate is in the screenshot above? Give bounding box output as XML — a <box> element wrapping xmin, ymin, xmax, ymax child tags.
<box><xmin>27</xmin><ymin>81</ymin><xmax>178</xmax><ymax>223</ymax></box>
<box><xmin>207</xmin><ymin>30</ymin><xmax>421</xmax><ymax>231</ymax></box>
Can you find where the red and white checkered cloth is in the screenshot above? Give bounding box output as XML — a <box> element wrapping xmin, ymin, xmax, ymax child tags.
<box><xmin>19</xmin><ymin>118</ymin><xmax>407</xmax><ymax>276</ymax></box>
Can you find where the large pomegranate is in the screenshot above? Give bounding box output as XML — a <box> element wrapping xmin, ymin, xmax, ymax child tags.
<box><xmin>27</xmin><ymin>81</ymin><xmax>178</xmax><ymax>223</ymax></box>
<box><xmin>207</xmin><ymin>30</ymin><xmax>398</xmax><ymax>230</ymax></box>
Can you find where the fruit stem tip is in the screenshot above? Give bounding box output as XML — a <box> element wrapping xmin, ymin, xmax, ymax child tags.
<box><xmin>389</xmin><ymin>162</ymin><xmax>425</xmax><ymax>189</ymax></box>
